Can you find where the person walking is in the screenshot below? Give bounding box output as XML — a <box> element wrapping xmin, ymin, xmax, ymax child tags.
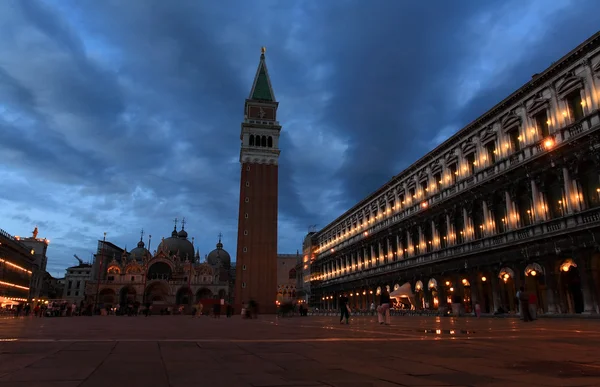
<box><xmin>339</xmin><ymin>294</ymin><xmax>350</xmax><ymax>325</ymax></box>
<box><xmin>528</xmin><ymin>292</ymin><xmax>538</xmax><ymax>320</ymax></box>
<box><xmin>194</xmin><ymin>301</ymin><xmax>203</xmax><ymax>318</ymax></box>
<box><xmin>378</xmin><ymin>289</ymin><xmax>391</xmax><ymax>325</ymax></box>
<box><xmin>518</xmin><ymin>286</ymin><xmax>533</xmax><ymax>322</ymax></box>
<box><xmin>370</xmin><ymin>302</ymin><xmax>376</xmax><ymax>316</ymax></box>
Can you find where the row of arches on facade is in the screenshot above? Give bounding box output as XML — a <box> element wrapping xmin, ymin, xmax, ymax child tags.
<box><xmin>98</xmin><ymin>283</ymin><xmax>226</xmax><ymax>307</ymax></box>
<box><xmin>323</xmin><ymin>256</ymin><xmax>595</xmax><ymax>315</ymax></box>
<box><xmin>249</xmin><ymin>134</ymin><xmax>273</xmax><ymax>148</ymax></box>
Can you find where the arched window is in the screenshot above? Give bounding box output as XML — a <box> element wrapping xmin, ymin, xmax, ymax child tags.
<box><xmin>289</xmin><ymin>268</ymin><xmax>297</xmax><ymax>279</ymax></box>
<box><xmin>249</xmin><ymin>135</ymin><xmax>254</xmax><ymax>146</ymax></box>
<box><xmin>261</xmin><ymin>136</ymin><xmax>267</xmax><ymax>147</ymax></box>
<box><xmin>267</xmin><ymin>136</ymin><xmax>273</xmax><ymax>148</ymax></box>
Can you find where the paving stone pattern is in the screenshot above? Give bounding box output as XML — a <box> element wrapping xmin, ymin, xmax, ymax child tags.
<box><xmin>1</xmin><ymin>315</ymin><xmax>599</xmax><ymax>386</ymax></box>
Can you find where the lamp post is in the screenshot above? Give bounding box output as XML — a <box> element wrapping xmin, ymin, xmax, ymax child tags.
<box><xmin>93</xmin><ymin>232</ymin><xmax>107</xmax><ymax>313</ymax></box>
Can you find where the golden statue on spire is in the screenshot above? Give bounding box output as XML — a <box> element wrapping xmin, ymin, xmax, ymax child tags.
<box><xmin>32</xmin><ymin>226</ymin><xmax>38</xmax><ymax>239</ymax></box>
<box><xmin>261</xmin><ymin>46</ymin><xmax>266</xmax><ymax>54</ymax></box>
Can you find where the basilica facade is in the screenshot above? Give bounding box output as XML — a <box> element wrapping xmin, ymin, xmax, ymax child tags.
<box><xmin>305</xmin><ymin>31</ymin><xmax>600</xmax><ymax>315</ymax></box>
<box><xmin>86</xmin><ymin>223</ymin><xmax>232</xmax><ymax>310</ymax></box>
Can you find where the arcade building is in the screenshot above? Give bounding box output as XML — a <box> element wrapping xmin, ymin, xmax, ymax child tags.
<box><xmin>306</xmin><ymin>31</ymin><xmax>600</xmax><ymax>315</ymax></box>
<box><xmin>0</xmin><ymin>228</ymin><xmax>35</xmax><ymax>306</ymax></box>
<box><xmin>85</xmin><ymin>221</ymin><xmax>232</xmax><ymax>311</ymax></box>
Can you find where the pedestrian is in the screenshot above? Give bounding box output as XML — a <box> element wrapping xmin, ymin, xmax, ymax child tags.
<box><xmin>378</xmin><ymin>289</ymin><xmax>391</xmax><ymax>325</ymax></box>
<box><xmin>528</xmin><ymin>292</ymin><xmax>538</xmax><ymax>320</ymax></box>
<box><xmin>195</xmin><ymin>301</ymin><xmax>203</xmax><ymax>318</ymax></box>
<box><xmin>475</xmin><ymin>302</ymin><xmax>481</xmax><ymax>318</ymax></box>
<box><xmin>339</xmin><ymin>294</ymin><xmax>350</xmax><ymax>325</ymax></box>
<box><xmin>518</xmin><ymin>286</ymin><xmax>532</xmax><ymax>322</ymax></box>
<box><xmin>370</xmin><ymin>302</ymin><xmax>375</xmax><ymax>316</ymax></box>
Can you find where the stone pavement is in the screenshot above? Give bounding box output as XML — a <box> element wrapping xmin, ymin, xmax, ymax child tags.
<box><xmin>1</xmin><ymin>315</ymin><xmax>600</xmax><ymax>387</ymax></box>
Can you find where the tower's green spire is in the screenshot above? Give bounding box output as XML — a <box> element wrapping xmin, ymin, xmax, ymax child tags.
<box><xmin>249</xmin><ymin>47</ymin><xmax>275</xmax><ymax>102</ymax></box>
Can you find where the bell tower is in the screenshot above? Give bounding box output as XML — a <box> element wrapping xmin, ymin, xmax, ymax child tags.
<box><xmin>234</xmin><ymin>47</ymin><xmax>281</xmax><ymax>314</ymax></box>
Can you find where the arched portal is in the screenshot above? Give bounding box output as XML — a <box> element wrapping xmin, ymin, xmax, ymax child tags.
<box><xmin>145</xmin><ymin>281</ymin><xmax>170</xmax><ymax>303</ymax></box>
<box><xmin>119</xmin><ymin>286</ymin><xmax>136</xmax><ymax>305</ymax></box>
<box><xmin>147</xmin><ymin>262</ymin><xmax>172</xmax><ymax>281</ymax></box>
<box><xmin>99</xmin><ymin>288</ymin><xmax>116</xmax><ymax>306</ymax></box>
<box><xmin>176</xmin><ymin>287</ymin><xmax>193</xmax><ymax>305</ymax></box>
<box><xmin>558</xmin><ymin>259</ymin><xmax>584</xmax><ymax>314</ymax></box>
<box><xmin>196</xmin><ymin>288</ymin><xmax>213</xmax><ymax>302</ymax></box>
<box><xmin>498</xmin><ymin>267</ymin><xmax>516</xmax><ymax>313</ymax></box>
<box><xmin>478</xmin><ymin>273</ymin><xmax>493</xmax><ymax>314</ymax></box>
<box><xmin>524</xmin><ymin>263</ymin><xmax>547</xmax><ymax>313</ymax></box>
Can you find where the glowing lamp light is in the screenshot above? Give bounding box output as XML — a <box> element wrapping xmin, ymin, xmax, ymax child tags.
<box><xmin>445</xmin><ymin>281</ymin><xmax>450</xmax><ymax>286</ymax></box>
<box><xmin>562</xmin><ymin>265</ymin><xmax>570</xmax><ymax>272</ymax></box>
<box><xmin>544</xmin><ymin>138</ymin><xmax>554</xmax><ymax>149</ymax></box>
<box><xmin>421</xmin><ymin>202</ymin><xmax>428</xmax><ymax>208</ymax></box>
<box><xmin>449</xmin><ymin>287</ymin><xmax>454</xmax><ymax>292</ymax></box>
<box><xmin>530</xmin><ymin>270</ymin><xmax>537</xmax><ymax>277</ymax></box>
<box><xmin>562</xmin><ymin>111</ymin><xmax>567</xmax><ymax>117</ymax></box>
<box><xmin>461</xmin><ymin>279</ymin><xmax>467</xmax><ymax>285</ymax></box>
<box><xmin>481</xmin><ymin>276</ymin><xmax>487</xmax><ymax>282</ymax></box>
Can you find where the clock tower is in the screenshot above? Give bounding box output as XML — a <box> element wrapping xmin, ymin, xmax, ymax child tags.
<box><xmin>234</xmin><ymin>47</ymin><xmax>281</xmax><ymax>314</ymax></box>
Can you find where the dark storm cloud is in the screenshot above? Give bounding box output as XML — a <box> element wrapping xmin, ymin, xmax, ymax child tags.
<box><xmin>1</xmin><ymin>0</ymin><xmax>599</xmax><ymax>275</ymax></box>
<box><xmin>302</xmin><ymin>0</ymin><xmax>600</xmax><ymax>209</ymax></box>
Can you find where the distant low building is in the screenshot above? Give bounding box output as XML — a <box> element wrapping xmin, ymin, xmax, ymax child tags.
<box><xmin>277</xmin><ymin>252</ymin><xmax>299</xmax><ymax>304</ymax></box>
<box><xmin>64</xmin><ymin>259</ymin><xmax>92</xmax><ymax>305</ymax></box>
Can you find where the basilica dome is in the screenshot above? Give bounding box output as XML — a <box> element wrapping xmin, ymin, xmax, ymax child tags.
<box><xmin>129</xmin><ymin>240</ymin><xmax>150</xmax><ymax>262</ymax></box>
<box><xmin>207</xmin><ymin>238</ymin><xmax>231</xmax><ymax>268</ymax></box>
<box><xmin>157</xmin><ymin>226</ymin><xmax>195</xmax><ymax>261</ymax></box>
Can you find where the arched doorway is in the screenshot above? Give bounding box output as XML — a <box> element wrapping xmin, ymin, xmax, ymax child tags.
<box><xmin>196</xmin><ymin>288</ymin><xmax>213</xmax><ymax>302</ymax></box>
<box><xmin>145</xmin><ymin>281</ymin><xmax>169</xmax><ymax>304</ymax></box>
<box><xmin>524</xmin><ymin>263</ymin><xmax>547</xmax><ymax>313</ymax></box>
<box><xmin>478</xmin><ymin>273</ymin><xmax>493</xmax><ymax>314</ymax></box>
<box><xmin>147</xmin><ymin>262</ymin><xmax>172</xmax><ymax>281</ymax></box>
<box><xmin>498</xmin><ymin>268</ymin><xmax>516</xmax><ymax>313</ymax></box>
<box><xmin>176</xmin><ymin>287</ymin><xmax>193</xmax><ymax>305</ymax></box>
<box><xmin>559</xmin><ymin>259</ymin><xmax>584</xmax><ymax>314</ymax></box>
<box><xmin>460</xmin><ymin>278</ymin><xmax>472</xmax><ymax>313</ymax></box>
<box><xmin>119</xmin><ymin>286</ymin><xmax>136</xmax><ymax>305</ymax></box>
<box><xmin>99</xmin><ymin>288</ymin><xmax>116</xmax><ymax>307</ymax></box>
<box><xmin>427</xmin><ymin>279</ymin><xmax>439</xmax><ymax>310</ymax></box>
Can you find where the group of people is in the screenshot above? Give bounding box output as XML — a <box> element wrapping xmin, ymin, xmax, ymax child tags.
<box><xmin>191</xmin><ymin>300</ymin><xmax>233</xmax><ymax>318</ymax></box>
<box><xmin>339</xmin><ymin>289</ymin><xmax>392</xmax><ymax>325</ymax></box>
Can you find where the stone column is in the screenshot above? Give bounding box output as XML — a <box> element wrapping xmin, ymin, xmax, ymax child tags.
<box><xmin>396</xmin><ymin>233</ymin><xmax>402</xmax><ymax>259</ymax></box>
<box><xmin>370</xmin><ymin>244</ymin><xmax>375</xmax><ymax>267</ymax></box>
<box><xmin>406</xmin><ymin>230</ymin><xmax>412</xmax><ymax>257</ymax></box>
<box><xmin>505</xmin><ymin>191</ymin><xmax>514</xmax><ymax>230</ymax></box>
<box><xmin>463</xmin><ymin>207</ymin><xmax>471</xmax><ymax>241</ymax></box>
<box><xmin>387</xmin><ymin>238</ymin><xmax>392</xmax><ymax>263</ymax></box>
<box><xmin>446</xmin><ymin>213</ymin><xmax>453</xmax><ymax>246</ymax></box>
<box><xmin>576</xmin><ymin>254</ymin><xmax>596</xmax><ymax>314</ymax></box>
<box><xmin>562</xmin><ymin>167</ymin><xmax>574</xmax><ymax>214</ymax></box>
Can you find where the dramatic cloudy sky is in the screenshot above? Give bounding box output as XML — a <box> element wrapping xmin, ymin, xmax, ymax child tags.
<box><xmin>1</xmin><ymin>0</ymin><xmax>599</xmax><ymax>277</ymax></box>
